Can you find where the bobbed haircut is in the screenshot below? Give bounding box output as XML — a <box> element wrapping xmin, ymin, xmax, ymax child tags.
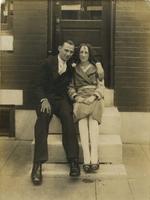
<box><xmin>75</xmin><ymin>43</ymin><xmax>96</xmax><ymax>64</ymax></box>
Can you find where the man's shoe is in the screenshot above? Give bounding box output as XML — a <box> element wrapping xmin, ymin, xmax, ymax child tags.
<box><xmin>31</xmin><ymin>163</ymin><xmax>42</xmax><ymax>185</ymax></box>
<box><xmin>69</xmin><ymin>160</ymin><xmax>80</xmax><ymax>177</ymax></box>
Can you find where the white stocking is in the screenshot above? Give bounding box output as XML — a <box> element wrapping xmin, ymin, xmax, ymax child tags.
<box><xmin>79</xmin><ymin>118</ymin><xmax>90</xmax><ymax>164</ymax></box>
<box><xmin>89</xmin><ymin>116</ymin><xmax>99</xmax><ymax>164</ymax></box>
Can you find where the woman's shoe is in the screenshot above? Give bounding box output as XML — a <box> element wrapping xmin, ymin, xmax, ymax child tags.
<box><xmin>83</xmin><ymin>164</ymin><xmax>91</xmax><ymax>173</ymax></box>
<box><xmin>91</xmin><ymin>163</ymin><xmax>99</xmax><ymax>171</ymax></box>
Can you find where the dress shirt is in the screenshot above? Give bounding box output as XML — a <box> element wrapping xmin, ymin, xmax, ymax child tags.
<box><xmin>58</xmin><ymin>55</ymin><xmax>67</xmax><ymax>75</ymax></box>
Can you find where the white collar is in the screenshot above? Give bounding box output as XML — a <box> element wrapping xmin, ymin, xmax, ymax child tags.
<box><xmin>58</xmin><ymin>55</ymin><xmax>66</xmax><ymax>64</ymax></box>
<box><xmin>58</xmin><ymin>55</ymin><xmax>67</xmax><ymax>75</ymax></box>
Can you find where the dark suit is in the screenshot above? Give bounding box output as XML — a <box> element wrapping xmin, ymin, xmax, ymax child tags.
<box><xmin>33</xmin><ymin>55</ymin><xmax>79</xmax><ymax>163</ymax></box>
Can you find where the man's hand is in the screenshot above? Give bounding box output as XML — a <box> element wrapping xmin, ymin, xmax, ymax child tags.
<box><xmin>84</xmin><ymin>95</ymin><xmax>96</xmax><ymax>105</ymax></box>
<box><xmin>40</xmin><ymin>99</ymin><xmax>51</xmax><ymax>114</ymax></box>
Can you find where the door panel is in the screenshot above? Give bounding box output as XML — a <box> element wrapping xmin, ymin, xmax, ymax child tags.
<box><xmin>62</xmin><ymin>30</ymin><xmax>102</xmax><ymax>44</ymax></box>
<box><xmin>48</xmin><ymin>0</ymin><xmax>112</xmax><ymax>87</ymax></box>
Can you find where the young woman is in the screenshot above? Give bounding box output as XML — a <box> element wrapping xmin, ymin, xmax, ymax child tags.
<box><xmin>68</xmin><ymin>43</ymin><xmax>104</xmax><ymax>173</ymax></box>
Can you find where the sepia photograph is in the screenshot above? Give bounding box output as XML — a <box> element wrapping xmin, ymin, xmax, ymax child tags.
<box><xmin>0</xmin><ymin>0</ymin><xmax>150</xmax><ymax>199</ymax></box>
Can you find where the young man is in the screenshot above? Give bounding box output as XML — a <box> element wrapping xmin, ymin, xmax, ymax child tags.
<box><xmin>31</xmin><ymin>40</ymin><xmax>80</xmax><ymax>185</ymax></box>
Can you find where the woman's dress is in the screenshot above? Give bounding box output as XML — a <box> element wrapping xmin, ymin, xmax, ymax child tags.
<box><xmin>68</xmin><ymin>63</ymin><xmax>104</xmax><ymax>124</ymax></box>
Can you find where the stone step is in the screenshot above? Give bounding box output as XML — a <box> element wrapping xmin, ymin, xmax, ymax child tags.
<box><xmin>31</xmin><ymin>163</ymin><xmax>127</xmax><ymax>180</ymax></box>
<box><xmin>16</xmin><ymin>106</ymin><xmax>121</xmax><ymax>140</ymax></box>
<box><xmin>100</xmin><ymin>107</ymin><xmax>121</xmax><ymax>135</ymax></box>
<box><xmin>0</xmin><ymin>89</ymin><xmax>23</xmax><ymax>105</ymax></box>
<box><xmin>31</xmin><ymin>134</ymin><xmax>122</xmax><ymax>164</ymax></box>
<box><xmin>48</xmin><ymin>107</ymin><xmax>121</xmax><ymax>135</ymax></box>
<box><xmin>104</xmin><ymin>88</ymin><xmax>114</xmax><ymax>107</ymax></box>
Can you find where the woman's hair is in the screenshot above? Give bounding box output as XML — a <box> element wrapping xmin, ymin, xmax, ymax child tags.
<box><xmin>75</xmin><ymin>43</ymin><xmax>97</xmax><ymax>64</ymax></box>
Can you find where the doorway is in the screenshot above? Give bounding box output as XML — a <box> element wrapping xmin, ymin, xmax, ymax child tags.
<box><xmin>0</xmin><ymin>106</ymin><xmax>15</xmax><ymax>137</ymax></box>
<box><xmin>48</xmin><ymin>0</ymin><xmax>114</xmax><ymax>87</ymax></box>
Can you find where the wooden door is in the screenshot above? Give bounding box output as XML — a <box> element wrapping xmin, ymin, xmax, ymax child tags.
<box><xmin>48</xmin><ymin>0</ymin><xmax>113</xmax><ymax>87</ymax></box>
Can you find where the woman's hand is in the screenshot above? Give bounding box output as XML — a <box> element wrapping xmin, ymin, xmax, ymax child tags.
<box><xmin>95</xmin><ymin>62</ymin><xmax>103</xmax><ymax>73</ymax></box>
<box><xmin>75</xmin><ymin>96</ymin><xmax>85</xmax><ymax>103</ymax></box>
<box><xmin>84</xmin><ymin>95</ymin><xmax>96</xmax><ymax>104</ymax></box>
<box><xmin>40</xmin><ymin>99</ymin><xmax>51</xmax><ymax>114</ymax></box>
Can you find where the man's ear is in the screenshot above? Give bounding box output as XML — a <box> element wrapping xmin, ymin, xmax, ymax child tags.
<box><xmin>58</xmin><ymin>45</ymin><xmax>62</xmax><ymax>52</ymax></box>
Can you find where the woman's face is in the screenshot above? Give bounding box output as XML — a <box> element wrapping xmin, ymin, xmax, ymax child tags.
<box><xmin>79</xmin><ymin>46</ymin><xmax>89</xmax><ymax>63</ymax></box>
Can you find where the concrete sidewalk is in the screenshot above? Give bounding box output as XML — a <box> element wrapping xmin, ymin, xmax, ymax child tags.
<box><xmin>0</xmin><ymin>139</ymin><xmax>150</xmax><ymax>200</ymax></box>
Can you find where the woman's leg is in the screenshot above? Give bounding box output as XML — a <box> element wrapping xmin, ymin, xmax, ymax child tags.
<box><xmin>88</xmin><ymin>116</ymin><xmax>99</xmax><ymax>164</ymax></box>
<box><xmin>79</xmin><ymin>118</ymin><xmax>90</xmax><ymax>164</ymax></box>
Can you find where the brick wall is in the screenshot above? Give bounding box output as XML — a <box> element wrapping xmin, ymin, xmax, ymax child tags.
<box><xmin>115</xmin><ymin>0</ymin><xmax>150</xmax><ymax>111</ymax></box>
<box><xmin>0</xmin><ymin>0</ymin><xmax>47</xmax><ymax>108</ymax></box>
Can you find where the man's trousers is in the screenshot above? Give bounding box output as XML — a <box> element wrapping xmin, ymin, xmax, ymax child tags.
<box><xmin>33</xmin><ymin>96</ymin><xmax>79</xmax><ymax>163</ymax></box>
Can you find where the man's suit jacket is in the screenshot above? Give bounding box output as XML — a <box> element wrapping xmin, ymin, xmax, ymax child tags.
<box><xmin>35</xmin><ymin>55</ymin><xmax>73</xmax><ymax>104</ymax></box>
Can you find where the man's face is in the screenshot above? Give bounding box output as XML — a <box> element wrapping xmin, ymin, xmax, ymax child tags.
<box><xmin>58</xmin><ymin>42</ymin><xmax>74</xmax><ymax>61</ymax></box>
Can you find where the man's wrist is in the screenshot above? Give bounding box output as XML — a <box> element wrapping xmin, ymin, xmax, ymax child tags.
<box><xmin>93</xmin><ymin>94</ymin><xmax>98</xmax><ymax>99</ymax></box>
<box><xmin>73</xmin><ymin>95</ymin><xmax>78</xmax><ymax>99</ymax></box>
<box><xmin>72</xmin><ymin>93</ymin><xmax>77</xmax><ymax>100</ymax></box>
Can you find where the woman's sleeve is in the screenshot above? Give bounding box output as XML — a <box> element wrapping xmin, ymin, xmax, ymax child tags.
<box><xmin>94</xmin><ymin>79</ymin><xmax>105</xmax><ymax>100</ymax></box>
<box><xmin>68</xmin><ymin>79</ymin><xmax>78</xmax><ymax>101</ymax></box>
<box><xmin>95</xmin><ymin>62</ymin><xmax>104</xmax><ymax>81</ymax></box>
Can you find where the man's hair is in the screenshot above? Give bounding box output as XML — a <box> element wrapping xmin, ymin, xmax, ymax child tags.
<box><xmin>61</xmin><ymin>40</ymin><xmax>75</xmax><ymax>47</ymax></box>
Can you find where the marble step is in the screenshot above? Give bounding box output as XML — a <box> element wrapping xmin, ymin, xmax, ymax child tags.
<box><xmin>31</xmin><ymin>134</ymin><xmax>122</xmax><ymax>164</ymax></box>
<box><xmin>16</xmin><ymin>106</ymin><xmax>121</xmax><ymax>140</ymax></box>
<box><xmin>31</xmin><ymin>163</ymin><xmax>127</xmax><ymax>180</ymax></box>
